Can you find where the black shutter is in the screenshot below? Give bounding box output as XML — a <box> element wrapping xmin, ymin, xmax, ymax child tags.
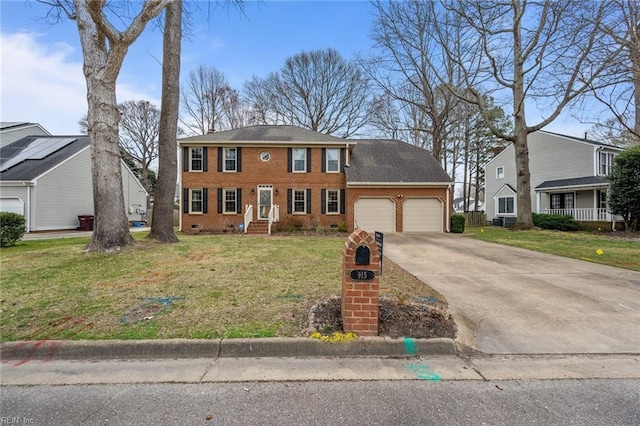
<box><xmin>217</xmin><ymin>147</ymin><xmax>223</xmax><ymax>172</ymax></box>
<box><xmin>340</xmin><ymin>148</ymin><xmax>346</xmax><ymax>172</ymax></box>
<box><xmin>183</xmin><ymin>188</ymin><xmax>189</xmax><ymax>213</ymax></box>
<box><xmin>202</xmin><ymin>147</ymin><xmax>208</xmax><ymax>172</ymax></box>
<box><xmin>287</xmin><ymin>148</ymin><xmax>292</xmax><ymax>173</ymax></box>
<box><xmin>287</xmin><ymin>189</ymin><xmax>292</xmax><ymax>214</ymax></box>
<box><xmin>202</xmin><ymin>188</ymin><xmax>208</xmax><ymax>213</ymax></box>
<box><xmin>321</xmin><ymin>189</ymin><xmax>327</xmax><ymax>214</ymax></box>
<box><xmin>321</xmin><ymin>148</ymin><xmax>326</xmax><ymax>173</ymax></box>
<box><xmin>340</xmin><ymin>189</ymin><xmax>345</xmax><ymax>214</ymax></box>
<box><xmin>183</xmin><ymin>147</ymin><xmax>189</xmax><ymax>171</ymax></box>
<box><xmin>237</xmin><ymin>147</ymin><xmax>242</xmax><ymax>172</ymax></box>
<box><xmin>236</xmin><ymin>188</ymin><xmax>242</xmax><ymax>213</ymax></box>
<box><xmin>306</xmin><ymin>148</ymin><xmax>312</xmax><ymax>172</ymax></box>
<box><xmin>306</xmin><ymin>189</ymin><xmax>311</xmax><ymax>213</ymax></box>
<box><xmin>217</xmin><ymin>188</ymin><xmax>223</xmax><ymax>213</ymax></box>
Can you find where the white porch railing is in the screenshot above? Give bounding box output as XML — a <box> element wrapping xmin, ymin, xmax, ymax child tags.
<box><xmin>540</xmin><ymin>208</ymin><xmax>611</xmax><ymax>221</ymax></box>
<box><xmin>267</xmin><ymin>204</ymin><xmax>280</xmax><ymax>235</ymax></box>
<box><xmin>244</xmin><ymin>204</ymin><xmax>253</xmax><ymax>234</ymax></box>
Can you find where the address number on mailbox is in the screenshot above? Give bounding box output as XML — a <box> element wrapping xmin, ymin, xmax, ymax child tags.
<box><xmin>350</xmin><ymin>270</ymin><xmax>375</xmax><ymax>281</ymax></box>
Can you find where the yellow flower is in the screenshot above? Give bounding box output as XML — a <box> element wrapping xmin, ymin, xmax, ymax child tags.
<box><xmin>596</xmin><ymin>249</ymin><xmax>604</xmax><ymax>255</ymax></box>
<box><xmin>480</xmin><ymin>229</ymin><xmax>485</xmax><ymax>233</ymax></box>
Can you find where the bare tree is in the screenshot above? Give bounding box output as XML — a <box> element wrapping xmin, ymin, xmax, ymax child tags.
<box><xmin>244</xmin><ymin>48</ymin><xmax>371</xmax><ymax>138</ymax></box>
<box><xmin>148</xmin><ymin>0</ymin><xmax>181</xmax><ymax>244</ymax></box>
<box><xmin>364</xmin><ymin>1</ymin><xmax>466</xmax><ymax>164</ymax></box>
<box><xmin>583</xmin><ymin>0</ymin><xmax>640</xmax><ymax>143</ymax></box>
<box><xmin>119</xmin><ymin>100</ymin><xmax>160</xmax><ymax>193</ymax></box>
<box><xmin>43</xmin><ymin>0</ymin><xmax>170</xmax><ymax>251</ymax></box>
<box><xmin>181</xmin><ymin>65</ymin><xmax>236</xmax><ymax>135</ymax></box>
<box><xmin>417</xmin><ymin>0</ymin><xmax>614</xmax><ymax>228</ymax></box>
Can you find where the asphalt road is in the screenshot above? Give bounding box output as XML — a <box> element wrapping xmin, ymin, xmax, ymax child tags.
<box><xmin>2</xmin><ymin>379</ymin><xmax>638</xmax><ymax>425</ymax></box>
<box><xmin>383</xmin><ymin>233</ymin><xmax>640</xmax><ymax>354</ymax></box>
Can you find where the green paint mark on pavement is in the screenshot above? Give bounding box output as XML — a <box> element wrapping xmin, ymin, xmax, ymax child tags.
<box><xmin>407</xmin><ymin>364</ymin><xmax>442</xmax><ymax>381</ymax></box>
<box><xmin>403</xmin><ymin>337</ymin><xmax>417</xmax><ymax>356</ymax></box>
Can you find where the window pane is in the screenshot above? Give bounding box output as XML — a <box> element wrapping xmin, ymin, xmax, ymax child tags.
<box><xmin>498</xmin><ymin>197</ymin><xmax>514</xmax><ymax>214</ymax></box>
<box><xmin>191</xmin><ymin>189</ymin><xmax>203</xmax><ymax>212</ymax></box>
<box><xmin>224</xmin><ymin>189</ymin><xmax>237</xmax><ymax>213</ymax></box>
<box><xmin>327</xmin><ymin>149</ymin><xmax>339</xmax><ymax>172</ymax></box>
<box><xmin>293</xmin><ymin>148</ymin><xmax>306</xmax><ymax>172</ymax></box>
<box><xmin>294</xmin><ymin>189</ymin><xmax>305</xmax><ymax>213</ymax></box>
<box><xmin>327</xmin><ymin>190</ymin><xmax>339</xmax><ymax>213</ymax></box>
<box><xmin>225</xmin><ymin>148</ymin><xmax>236</xmax><ymax>171</ymax></box>
<box><xmin>191</xmin><ymin>148</ymin><xmax>203</xmax><ymax>171</ymax></box>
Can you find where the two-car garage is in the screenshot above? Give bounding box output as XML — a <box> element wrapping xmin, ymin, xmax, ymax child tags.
<box><xmin>354</xmin><ymin>197</ymin><xmax>443</xmax><ymax>234</ymax></box>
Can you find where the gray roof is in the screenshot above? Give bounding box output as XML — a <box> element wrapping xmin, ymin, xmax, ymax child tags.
<box><xmin>347</xmin><ymin>139</ymin><xmax>452</xmax><ymax>184</ymax></box>
<box><xmin>0</xmin><ymin>122</ymin><xmax>32</xmax><ymax>131</ymax></box>
<box><xmin>535</xmin><ymin>176</ymin><xmax>609</xmax><ymax>190</ymax></box>
<box><xmin>538</xmin><ymin>130</ymin><xmax>622</xmax><ymax>149</ymax></box>
<box><xmin>0</xmin><ymin>136</ymin><xmax>90</xmax><ymax>181</ymax></box>
<box><xmin>179</xmin><ymin>125</ymin><xmax>347</xmax><ymax>143</ymax></box>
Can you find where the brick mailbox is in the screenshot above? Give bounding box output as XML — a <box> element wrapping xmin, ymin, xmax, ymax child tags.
<box><xmin>341</xmin><ymin>228</ymin><xmax>380</xmax><ymax>336</ymax></box>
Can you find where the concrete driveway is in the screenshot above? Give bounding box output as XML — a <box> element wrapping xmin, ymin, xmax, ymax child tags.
<box><xmin>384</xmin><ymin>233</ymin><xmax>640</xmax><ymax>355</ymax></box>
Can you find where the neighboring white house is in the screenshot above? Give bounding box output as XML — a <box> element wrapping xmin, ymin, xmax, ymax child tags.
<box><xmin>0</xmin><ymin>122</ymin><xmax>51</xmax><ymax>148</ymax></box>
<box><xmin>0</xmin><ymin>135</ymin><xmax>148</xmax><ymax>232</ymax></box>
<box><xmin>484</xmin><ymin>131</ymin><xmax>623</xmax><ymax>223</ymax></box>
<box><xmin>453</xmin><ymin>197</ymin><xmax>484</xmax><ymax>213</ymax></box>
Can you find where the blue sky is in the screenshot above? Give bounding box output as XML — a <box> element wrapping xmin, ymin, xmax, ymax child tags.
<box><xmin>0</xmin><ymin>0</ymin><xmax>589</xmax><ymax>137</ymax></box>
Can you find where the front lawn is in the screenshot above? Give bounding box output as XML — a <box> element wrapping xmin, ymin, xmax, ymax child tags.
<box><xmin>464</xmin><ymin>226</ymin><xmax>640</xmax><ymax>271</ymax></box>
<box><xmin>0</xmin><ymin>233</ymin><xmax>444</xmax><ymax>342</ymax></box>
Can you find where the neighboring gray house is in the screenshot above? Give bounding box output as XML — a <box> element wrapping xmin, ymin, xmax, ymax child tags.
<box><xmin>0</xmin><ymin>135</ymin><xmax>148</xmax><ymax>232</ymax></box>
<box><xmin>484</xmin><ymin>130</ymin><xmax>623</xmax><ymax>223</ymax></box>
<box><xmin>0</xmin><ymin>122</ymin><xmax>51</xmax><ymax>148</ymax></box>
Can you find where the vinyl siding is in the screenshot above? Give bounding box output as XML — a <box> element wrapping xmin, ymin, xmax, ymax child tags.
<box><xmin>485</xmin><ymin>132</ymin><xmax>600</xmax><ymax>219</ymax></box>
<box><xmin>0</xmin><ymin>125</ymin><xmax>50</xmax><ymax>148</ymax></box>
<box><xmin>35</xmin><ymin>148</ymin><xmax>94</xmax><ymax>230</ymax></box>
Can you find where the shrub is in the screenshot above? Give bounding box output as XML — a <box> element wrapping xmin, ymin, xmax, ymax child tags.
<box><xmin>451</xmin><ymin>214</ymin><xmax>465</xmax><ymax>233</ymax></box>
<box><xmin>336</xmin><ymin>221</ymin><xmax>347</xmax><ymax>232</ymax></box>
<box><xmin>532</xmin><ymin>213</ymin><xmax>580</xmax><ymax>231</ymax></box>
<box><xmin>0</xmin><ymin>212</ymin><xmax>26</xmax><ymax>247</ymax></box>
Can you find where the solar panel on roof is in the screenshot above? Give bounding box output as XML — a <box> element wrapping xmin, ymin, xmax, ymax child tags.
<box><xmin>0</xmin><ymin>138</ymin><xmax>76</xmax><ymax>172</ymax></box>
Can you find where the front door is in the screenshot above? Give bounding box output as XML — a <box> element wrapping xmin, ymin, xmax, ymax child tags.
<box><xmin>258</xmin><ymin>186</ymin><xmax>273</xmax><ymax>219</ymax></box>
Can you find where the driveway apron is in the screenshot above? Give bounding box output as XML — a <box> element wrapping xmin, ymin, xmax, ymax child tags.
<box><xmin>384</xmin><ymin>233</ymin><xmax>640</xmax><ymax>354</ymax></box>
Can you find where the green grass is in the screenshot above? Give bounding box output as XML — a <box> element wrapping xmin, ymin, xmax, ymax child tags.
<box><xmin>0</xmin><ymin>233</ymin><xmax>443</xmax><ymax>342</ymax></box>
<box><xmin>464</xmin><ymin>226</ymin><xmax>640</xmax><ymax>271</ymax></box>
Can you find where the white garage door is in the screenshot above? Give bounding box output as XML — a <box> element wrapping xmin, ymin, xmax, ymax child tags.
<box><xmin>354</xmin><ymin>197</ymin><xmax>395</xmax><ymax>233</ymax></box>
<box><xmin>403</xmin><ymin>198</ymin><xmax>443</xmax><ymax>232</ymax></box>
<box><xmin>0</xmin><ymin>198</ymin><xmax>24</xmax><ymax>215</ymax></box>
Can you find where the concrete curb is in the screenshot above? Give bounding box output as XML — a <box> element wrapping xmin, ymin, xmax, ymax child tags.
<box><xmin>0</xmin><ymin>337</ymin><xmax>456</xmax><ymax>361</ymax></box>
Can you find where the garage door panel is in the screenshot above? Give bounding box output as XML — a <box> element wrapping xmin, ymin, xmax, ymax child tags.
<box><xmin>403</xmin><ymin>198</ymin><xmax>442</xmax><ymax>232</ymax></box>
<box><xmin>354</xmin><ymin>198</ymin><xmax>395</xmax><ymax>233</ymax></box>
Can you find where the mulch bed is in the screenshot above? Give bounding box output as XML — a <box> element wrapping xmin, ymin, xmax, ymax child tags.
<box><xmin>308</xmin><ymin>297</ymin><xmax>457</xmax><ymax>339</ymax></box>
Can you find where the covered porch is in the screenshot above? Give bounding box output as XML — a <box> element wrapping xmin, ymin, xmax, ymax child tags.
<box><xmin>535</xmin><ymin>176</ymin><xmax>612</xmax><ymax>222</ymax></box>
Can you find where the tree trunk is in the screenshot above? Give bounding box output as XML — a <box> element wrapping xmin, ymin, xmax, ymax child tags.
<box><xmin>148</xmin><ymin>0</ymin><xmax>181</xmax><ymax>243</ymax></box>
<box><xmin>76</xmin><ymin>5</ymin><xmax>134</xmax><ymax>251</ymax></box>
<box><xmin>512</xmin><ymin>4</ymin><xmax>534</xmax><ymax>229</ymax></box>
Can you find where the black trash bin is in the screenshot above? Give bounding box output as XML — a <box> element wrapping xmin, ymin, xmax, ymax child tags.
<box><xmin>78</xmin><ymin>215</ymin><xmax>95</xmax><ymax>231</ymax></box>
<box><xmin>492</xmin><ymin>218</ymin><xmax>503</xmax><ymax>227</ymax></box>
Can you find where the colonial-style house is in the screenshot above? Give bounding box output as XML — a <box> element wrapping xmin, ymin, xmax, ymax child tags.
<box><xmin>0</xmin><ymin>135</ymin><xmax>148</xmax><ymax>232</ymax></box>
<box><xmin>179</xmin><ymin>125</ymin><xmax>453</xmax><ymax>234</ymax></box>
<box><xmin>484</xmin><ymin>130</ymin><xmax>623</xmax><ymax>224</ymax></box>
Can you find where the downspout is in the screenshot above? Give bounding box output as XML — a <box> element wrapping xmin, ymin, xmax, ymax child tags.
<box><xmin>26</xmin><ymin>184</ymin><xmax>31</xmax><ymax>232</ymax></box>
<box><xmin>446</xmin><ymin>183</ymin><xmax>453</xmax><ymax>232</ymax></box>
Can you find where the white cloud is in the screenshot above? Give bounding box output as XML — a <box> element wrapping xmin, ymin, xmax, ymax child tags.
<box><xmin>0</xmin><ymin>32</ymin><xmax>160</xmax><ymax>135</ymax></box>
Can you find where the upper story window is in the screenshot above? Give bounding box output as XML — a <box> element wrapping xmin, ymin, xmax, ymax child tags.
<box><xmin>326</xmin><ymin>149</ymin><xmax>339</xmax><ymax>172</ymax></box>
<box><xmin>191</xmin><ymin>148</ymin><xmax>203</xmax><ymax>171</ymax></box>
<box><xmin>598</xmin><ymin>151</ymin><xmax>615</xmax><ymax>176</ymax></box>
<box><xmin>293</xmin><ymin>148</ymin><xmax>307</xmax><ymax>172</ymax></box>
<box><xmin>224</xmin><ymin>148</ymin><xmax>237</xmax><ymax>172</ymax></box>
<box><xmin>496</xmin><ymin>166</ymin><xmax>505</xmax><ymax>179</ymax></box>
